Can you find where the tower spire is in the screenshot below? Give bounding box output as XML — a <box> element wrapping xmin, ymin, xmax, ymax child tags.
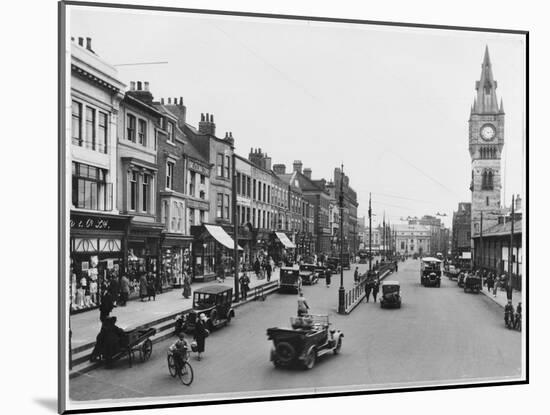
<box><xmin>473</xmin><ymin>46</ymin><xmax>499</xmax><ymax>113</ymax></box>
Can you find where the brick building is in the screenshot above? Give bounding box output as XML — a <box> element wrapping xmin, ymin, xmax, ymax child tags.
<box><xmin>452</xmin><ymin>202</ymin><xmax>471</xmax><ymax>258</ymax></box>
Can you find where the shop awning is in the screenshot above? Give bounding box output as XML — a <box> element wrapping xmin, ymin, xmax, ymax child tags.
<box><xmin>275</xmin><ymin>232</ymin><xmax>296</xmax><ymax>249</ymax></box>
<box><xmin>204</xmin><ymin>225</ymin><xmax>243</xmax><ymax>250</ymax></box>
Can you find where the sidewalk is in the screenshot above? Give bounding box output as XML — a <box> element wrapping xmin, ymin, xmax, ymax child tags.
<box><xmin>478</xmin><ymin>284</ymin><xmax>522</xmax><ymax>309</ymax></box>
<box><xmin>70</xmin><ymin>269</ymin><xmax>279</xmax><ymax>350</ymax></box>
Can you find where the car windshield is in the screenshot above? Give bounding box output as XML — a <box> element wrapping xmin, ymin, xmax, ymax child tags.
<box><xmin>193</xmin><ymin>292</ymin><xmax>215</xmax><ymax>308</ymax></box>
<box><xmin>382</xmin><ymin>285</ymin><xmax>399</xmax><ymax>293</ymax></box>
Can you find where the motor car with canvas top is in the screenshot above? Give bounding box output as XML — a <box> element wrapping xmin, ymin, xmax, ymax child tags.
<box><xmin>420</xmin><ymin>257</ymin><xmax>442</xmax><ymax>287</ymax></box>
<box><xmin>380</xmin><ymin>281</ymin><xmax>402</xmax><ymax>309</ymax></box>
<box><xmin>279</xmin><ymin>266</ymin><xmax>302</xmax><ymax>293</ymax></box>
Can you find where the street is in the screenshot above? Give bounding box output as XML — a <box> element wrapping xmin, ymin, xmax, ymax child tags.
<box><xmin>70</xmin><ymin>259</ymin><xmax>522</xmax><ymax>402</ymax></box>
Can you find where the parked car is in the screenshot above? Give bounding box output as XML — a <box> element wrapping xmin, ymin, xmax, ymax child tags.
<box><xmin>463</xmin><ymin>274</ymin><xmax>481</xmax><ymax>293</ymax></box>
<box><xmin>279</xmin><ymin>267</ymin><xmax>302</xmax><ymax>293</ymax></box>
<box><xmin>176</xmin><ymin>285</ymin><xmax>235</xmax><ymax>333</ymax></box>
<box><xmin>267</xmin><ymin>314</ymin><xmax>344</xmax><ymax>369</ymax></box>
<box><xmin>380</xmin><ymin>281</ymin><xmax>401</xmax><ymax>309</ymax></box>
<box><xmin>299</xmin><ymin>264</ymin><xmax>319</xmax><ymax>285</ymax></box>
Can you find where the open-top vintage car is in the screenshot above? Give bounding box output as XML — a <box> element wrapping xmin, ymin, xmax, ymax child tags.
<box><xmin>463</xmin><ymin>274</ymin><xmax>481</xmax><ymax>293</ymax></box>
<box><xmin>380</xmin><ymin>281</ymin><xmax>401</xmax><ymax>309</ymax></box>
<box><xmin>267</xmin><ymin>314</ymin><xmax>344</xmax><ymax>369</ymax></box>
<box><xmin>299</xmin><ymin>264</ymin><xmax>319</xmax><ymax>285</ymax></box>
<box><xmin>279</xmin><ymin>267</ymin><xmax>302</xmax><ymax>293</ymax></box>
<box><xmin>176</xmin><ymin>285</ymin><xmax>235</xmax><ymax>333</ymax></box>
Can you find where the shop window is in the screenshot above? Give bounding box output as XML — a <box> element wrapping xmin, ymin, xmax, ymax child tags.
<box><xmin>85</xmin><ymin>107</ymin><xmax>96</xmax><ymax>150</ymax></box>
<box><xmin>72</xmin><ymin>162</ymin><xmax>112</xmax><ymax>211</ymax></box>
<box><xmin>72</xmin><ymin>100</ymin><xmax>82</xmax><ymax>146</ymax></box>
<box><xmin>126</xmin><ymin>114</ymin><xmax>136</xmax><ymax>142</ymax></box>
<box><xmin>138</xmin><ymin>119</ymin><xmax>147</xmax><ymax>145</ymax></box>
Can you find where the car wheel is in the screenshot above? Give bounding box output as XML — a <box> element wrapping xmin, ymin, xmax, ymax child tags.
<box><xmin>226</xmin><ymin>313</ymin><xmax>232</xmax><ymax>325</ymax></box>
<box><xmin>273</xmin><ymin>359</ymin><xmax>282</xmax><ymax>368</ymax></box>
<box><xmin>334</xmin><ymin>338</ymin><xmax>342</xmax><ymax>354</ymax></box>
<box><xmin>303</xmin><ymin>347</ymin><xmax>316</xmax><ymax>370</ymax></box>
<box><xmin>275</xmin><ymin>342</ymin><xmax>296</xmax><ymax>364</ymax></box>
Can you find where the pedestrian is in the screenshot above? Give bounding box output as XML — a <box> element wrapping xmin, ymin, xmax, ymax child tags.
<box><xmin>365</xmin><ymin>279</ymin><xmax>373</xmax><ymax>303</ymax></box>
<box><xmin>108</xmin><ymin>273</ymin><xmax>119</xmax><ymax>307</ymax></box>
<box><xmin>254</xmin><ymin>258</ymin><xmax>261</xmax><ymax>279</ymax></box>
<box><xmin>147</xmin><ymin>272</ymin><xmax>156</xmax><ymax>301</ymax></box>
<box><xmin>325</xmin><ymin>268</ymin><xmax>332</xmax><ymax>287</ymax></box>
<box><xmin>90</xmin><ymin>316</ymin><xmax>125</xmax><ymax>368</ymax></box>
<box><xmin>119</xmin><ymin>274</ymin><xmax>130</xmax><ymax>306</ymax></box>
<box><xmin>155</xmin><ymin>272</ymin><xmax>163</xmax><ymax>294</ymax></box>
<box><xmin>395</xmin><ymin>261</ymin><xmax>398</xmax><ymax>272</ymax></box>
<box><xmin>493</xmin><ymin>275</ymin><xmax>502</xmax><ymax>297</ymax></box>
<box><xmin>182</xmin><ymin>271</ymin><xmax>191</xmax><ymax>299</ymax></box>
<box><xmin>354</xmin><ymin>267</ymin><xmax>359</xmax><ymax>285</ymax></box>
<box><xmin>266</xmin><ymin>259</ymin><xmax>272</xmax><ymax>282</ymax></box>
<box><xmin>372</xmin><ymin>278</ymin><xmax>380</xmax><ymax>302</ymax></box>
<box><xmin>239</xmin><ymin>272</ymin><xmax>250</xmax><ymax>301</ymax></box>
<box><xmin>297</xmin><ymin>291</ymin><xmax>310</xmax><ymax>316</ymax></box>
<box><xmin>194</xmin><ymin>313</ymin><xmax>209</xmax><ymax>361</ymax></box>
<box><xmin>139</xmin><ymin>272</ymin><xmax>148</xmax><ymax>301</ymax></box>
<box><xmin>99</xmin><ymin>287</ymin><xmax>114</xmax><ymax>322</ymax></box>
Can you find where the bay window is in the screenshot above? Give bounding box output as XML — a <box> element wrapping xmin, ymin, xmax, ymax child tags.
<box><xmin>71</xmin><ymin>162</ymin><xmax>112</xmax><ymax>211</ymax></box>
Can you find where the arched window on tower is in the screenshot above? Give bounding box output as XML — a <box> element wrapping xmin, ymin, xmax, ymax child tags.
<box><xmin>481</xmin><ymin>169</ymin><xmax>494</xmax><ymax>190</ymax></box>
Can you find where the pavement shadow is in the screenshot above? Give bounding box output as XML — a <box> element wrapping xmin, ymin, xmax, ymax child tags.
<box><xmin>34</xmin><ymin>398</ymin><xmax>57</xmax><ymax>413</ymax></box>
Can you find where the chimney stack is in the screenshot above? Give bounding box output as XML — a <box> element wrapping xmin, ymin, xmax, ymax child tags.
<box><xmin>273</xmin><ymin>164</ymin><xmax>286</xmax><ymax>175</ymax></box>
<box><xmin>126</xmin><ymin>81</ymin><xmax>154</xmax><ymax>104</ymax></box>
<box><xmin>515</xmin><ymin>195</ymin><xmax>522</xmax><ymax>211</ymax></box>
<box><xmin>198</xmin><ymin>112</ymin><xmax>216</xmax><ymax>136</ymax></box>
<box><xmin>293</xmin><ymin>160</ymin><xmax>303</xmax><ymax>174</ymax></box>
<box><xmin>303</xmin><ymin>168</ymin><xmax>312</xmax><ymax>180</ymax></box>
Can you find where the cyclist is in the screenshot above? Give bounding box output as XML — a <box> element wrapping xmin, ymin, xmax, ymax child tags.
<box><xmin>169</xmin><ymin>332</ymin><xmax>189</xmax><ymax>372</ymax></box>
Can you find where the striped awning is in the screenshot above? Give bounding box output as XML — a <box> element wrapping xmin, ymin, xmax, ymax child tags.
<box><xmin>204</xmin><ymin>225</ymin><xmax>243</xmax><ymax>250</ymax></box>
<box><xmin>275</xmin><ymin>232</ymin><xmax>296</xmax><ymax>249</ymax></box>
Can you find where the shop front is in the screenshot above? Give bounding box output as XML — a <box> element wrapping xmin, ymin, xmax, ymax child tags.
<box><xmin>269</xmin><ymin>231</ymin><xmax>296</xmax><ymax>265</ymax></box>
<box><xmin>237</xmin><ymin>223</ymin><xmax>255</xmax><ymax>271</ymax></box>
<box><xmin>126</xmin><ymin>222</ymin><xmax>163</xmax><ymax>294</ymax></box>
<box><xmin>69</xmin><ymin>211</ymin><xmax>131</xmax><ymax>314</ymax></box>
<box><xmin>160</xmin><ymin>234</ymin><xmax>193</xmax><ymax>287</ymax></box>
<box><xmin>191</xmin><ymin>224</ymin><xmax>242</xmax><ymax>282</ymax></box>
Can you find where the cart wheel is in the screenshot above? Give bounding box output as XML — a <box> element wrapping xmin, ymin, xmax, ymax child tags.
<box><xmin>178</xmin><ymin>361</ymin><xmax>194</xmax><ymax>386</ymax></box>
<box><xmin>303</xmin><ymin>347</ymin><xmax>316</xmax><ymax>370</ymax></box>
<box><xmin>141</xmin><ymin>339</ymin><xmax>152</xmax><ymax>362</ymax></box>
<box><xmin>167</xmin><ymin>354</ymin><xmax>177</xmax><ymax>377</ymax></box>
<box><xmin>333</xmin><ymin>338</ymin><xmax>342</xmax><ymax>354</ymax></box>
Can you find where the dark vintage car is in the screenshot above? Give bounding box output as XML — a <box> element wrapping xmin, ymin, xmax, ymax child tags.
<box><xmin>380</xmin><ymin>281</ymin><xmax>401</xmax><ymax>309</ymax></box>
<box><xmin>176</xmin><ymin>285</ymin><xmax>235</xmax><ymax>333</ymax></box>
<box><xmin>463</xmin><ymin>274</ymin><xmax>481</xmax><ymax>293</ymax></box>
<box><xmin>267</xmin><ymin>314</ymin><xmax>344</xmax><ymax>369</ymax></box>
<box><xmin>299</xmin><ymin>264</ymin><xmax>319</xmax><ymax>285</ymax></box>
<box><xmin>279</xmin><ymin>267</ymin><xmax>302</xmax><ymax>293</ymax></box>
<box><xmin>420</xmin><ymin>257</ymin><xmax>442</xmax><ymax>287</ymax></box>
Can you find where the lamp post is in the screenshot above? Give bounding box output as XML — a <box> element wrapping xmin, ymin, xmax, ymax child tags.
<box><xmin>368</xmin><ymin>193</ymin><xmax>372</xmax><ymax>273</ymax></box>
<box><xmin>507</xmin><ymin>195</ymin><xmax>516</xmax><ymax>301</ymax></box>
<box><xmin>338</xmin><ymin>164</ymin><xmax>346</xmax><ymax>314</ymax></box>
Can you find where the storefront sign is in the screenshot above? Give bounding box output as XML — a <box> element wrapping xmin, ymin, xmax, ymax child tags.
<box><xmin>70</xmin><ymin>213</ymin><xmax>128</xmax><ymax>231</ymax></box>
<box><xmin>187</xmin><ymin>199</ymin><xmax>210</xmax><ymax>210</ymax></box>
<box><xmin>188</xmin><ymin>160</ymin><xmax>210</xmax><ymax>176</ymax></box>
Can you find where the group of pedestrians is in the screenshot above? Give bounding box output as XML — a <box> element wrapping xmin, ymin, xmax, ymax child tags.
<box><xmin>253</xmin><ymin>256</ymin><xmax>274</xmax><ymax>281</ymax></box>
<box><xmin>353</xmin><ymin>266</ymin><xmax>380</xmax><ymax>303</ymax></box>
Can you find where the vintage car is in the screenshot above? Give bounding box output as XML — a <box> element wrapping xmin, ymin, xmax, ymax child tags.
<box><xmin>420</xmin><ymin>257</ymin><xmax>442</xmax><ymax>287</ymax></box>
<box><xmin>299</xmin><ymin>264</ymin><xmax>319</xmax><ymax>285</ymax></box>
<box><xmin>463</xmin><ymin>274</ymin><xmax>482</xmax><ymax>293</ymax></box>
<box><xmin>267</xmin><ymin>314</ymin><xmax>344</xmax><ymax>369</ymax></box>
<box><xmin>279</xmin><ymin>267</ymin><xmax>302</xmax><ymax>293</ymax></box>
<box><xmin>176</xmin><ymin>285</ymin><xmax>235</xmax><ymax>333</ymax></box>
<box><xmin>380</xmin><ymin>281</ymin><xmax>401</xmax><ymax>308</ymax></box>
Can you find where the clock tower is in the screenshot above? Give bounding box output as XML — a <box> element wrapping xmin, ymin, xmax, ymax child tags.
<box><xmin>469</xmin><ymin>46</ymin><xmax>505</xmax><ymax>240</ymax></box>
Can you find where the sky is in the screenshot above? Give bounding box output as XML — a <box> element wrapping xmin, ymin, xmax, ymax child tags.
<box><xmin>68</xmin><ymin>6</ymin><xmax>526</xmax><ymax>228</ymax></box>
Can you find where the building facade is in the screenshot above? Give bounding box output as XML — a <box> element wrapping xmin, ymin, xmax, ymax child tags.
<box><xmin>452</xmin><ymin>202</ymin><xmax>471</xmax><ymax>258</ymax></box>
<box><xmin>394</xmin><ymin>224</ymin><xmax>431</xmax><ymax>256</ymax></box>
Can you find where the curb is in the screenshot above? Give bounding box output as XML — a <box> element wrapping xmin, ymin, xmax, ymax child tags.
<box><xmin>69</xmin><ymin>280</ymin><xmax>280</xmax><ymax>378</ymax></box>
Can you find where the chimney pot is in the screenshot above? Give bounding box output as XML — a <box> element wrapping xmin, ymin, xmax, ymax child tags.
<box><xmin>137</xmin><ymin>81</ymin><xmax>142</xmax><ymax>90</ymax></box>
<box><xmin>201</xmin><ymin>113</ymin><xmax>205</xmax><ymax>122</ymax></box>
<box><xmin>211</xmin><ymin>114</ymin><xmax>214</xmax><ymax>123</ymax></box>
<box><xmin>130</xmin><ymin>81</ymin><xmax>136</xmax><ymax>91</ymax></box>
<box><xmin>71</xmin><ymin>36</ymin><xmax>75</xmax><ymax>42</ymax></box>
<box><xmin>86</xmin><ymin>37</ymin><xmax>92</xmax><ymax>50</ymax></box>
<box><xmin>230</xmin><ymin>132</ymin><xmax>233</xmax><ymax>138</ymax></box>
<box><xmin>168</xmin><ymin>97</ymin><xmax>171</xmax><ymax>104</ymax></box>
<box><xmin>78</xmin><ymin>37</ymin><xmax>84</xmax><ymax>46</ymax></box>
<box><xmin>144</xmin><ymin>82</ymin><xmax>149</xmax><ymax>91</ymax></box>
<box><xmin>160</xmin><ymin>98</ymin><xmax>164</xmax><ymax>104</ymax></box>
<box><xmin>179</xmin><ymin>97</ymin><xmax>183</xmax><ymax>105</ymax></box>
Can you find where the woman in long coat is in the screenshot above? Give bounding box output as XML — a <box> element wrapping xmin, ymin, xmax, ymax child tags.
<box><xmin>182</xmin><ymin>272</ymin><xmax>191</xmax><ymax>299</ymax></box>
<box><xmin>194</xmin><ymin>313</ymin><xmax>208</xmax><ymax>361</ymax></box>
<box><xmin>139</xmin><ymin>273</ymin><xmax>148</xmax><ymax>301</ymax></box>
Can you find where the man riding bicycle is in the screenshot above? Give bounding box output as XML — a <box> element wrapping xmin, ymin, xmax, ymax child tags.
<box><xmin>169</xmin><ymin>332</ymin><xmax>189</xmax><ymax>371</ymax></box>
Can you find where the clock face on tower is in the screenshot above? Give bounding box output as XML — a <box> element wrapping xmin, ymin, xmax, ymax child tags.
<box><xmin>480</xmin><ymin>123</ymin><xmax>496</xmax><ymax>141</ymax></box>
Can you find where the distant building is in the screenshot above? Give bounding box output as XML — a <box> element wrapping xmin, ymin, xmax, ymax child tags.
<box><xmin>394</xmin><ymin>224</ymin><xmax>431</xmax><ymax>256</ymax></box>
<box><xmin>452</xmin><ymin>202</ymin><xmax>471</xmax><ymax>258</ymax></box>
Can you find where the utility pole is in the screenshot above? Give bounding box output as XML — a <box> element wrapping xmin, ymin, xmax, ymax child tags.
<box><xmin>479</xmin><ymin>211</ymin><xmax>483</xmax><ymax>270</ymax></box>
<box><xmin>507</xmin><ymin>195</ymin><xmax>515</xmax><ymax>301</ymax></box>
<box><xmin>232</xmin><ymin>153</ymin><xmax>240</xmax><ymax>302</ymax></box>
<box><xmin>338</xmin><ymin>164</ymin><xmax>346</xmax><ymax>314</ymax></box>
<box><xmin>368</xmin><ymin>193</ymin><xmax>372</xmax><ymax>273</ymax></box>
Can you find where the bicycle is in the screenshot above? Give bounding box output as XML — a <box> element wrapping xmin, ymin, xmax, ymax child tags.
<box><xmin>167</xmin><ymin>349</ymin><xmax>194</xmax><ymax>385</ymax></box>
